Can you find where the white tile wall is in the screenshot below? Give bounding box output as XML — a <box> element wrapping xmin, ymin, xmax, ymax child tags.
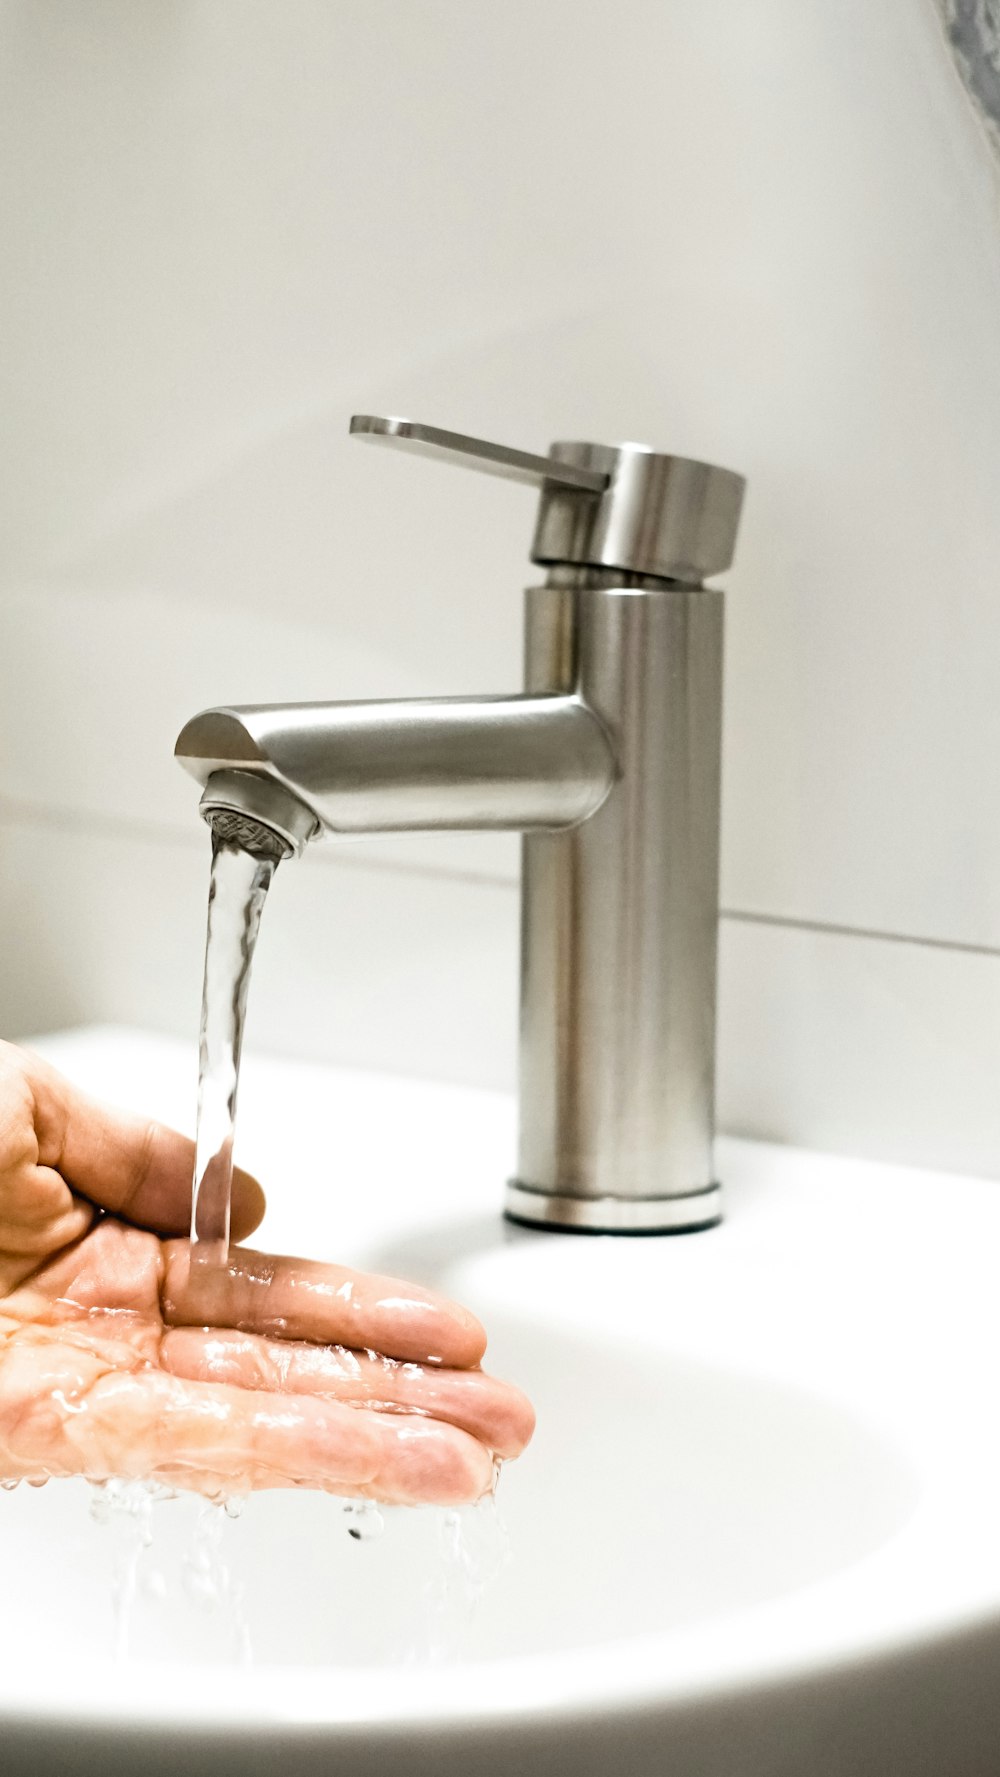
<box><xmin>0</xmin><ymin>812</ymin><xmax>519</xmax><ymax>1090</ymax></box>
<box><xmin>1</xmin><ymin>0</ymin><xmax>998</xmax><ymax>1176</ymax></box>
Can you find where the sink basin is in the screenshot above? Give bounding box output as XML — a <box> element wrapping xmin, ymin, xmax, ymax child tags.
<box><xmin>4</xmin><ymin>1026</ymin><xmax>1000</xmax><ymax>1776</ymax></box>
<box><xmin>0</xmin><ymin>1326</ymin><xmax>912</xmax><ymax>1669</ymax></box>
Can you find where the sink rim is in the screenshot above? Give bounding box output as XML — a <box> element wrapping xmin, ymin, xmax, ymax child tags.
<box><xmin>0</xmin><ymin>1499</ymin><xmax>998</xmax><ymax>1735</ymax></box>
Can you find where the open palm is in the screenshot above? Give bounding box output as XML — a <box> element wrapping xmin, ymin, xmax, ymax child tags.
<box><xmin>0</xmin><ymin>1043</ymin><xmax>533</xmax><ymax>1505</ymax></box>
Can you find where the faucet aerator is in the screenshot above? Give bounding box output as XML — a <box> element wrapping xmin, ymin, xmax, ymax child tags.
<box><xmin>198</xmin><ymin>768</ymin><xmax>318</xmax><ymax>860</ymax></box>
<box><xmin>202</xmin><ymin>807</ymin><xmax>291</xmax><ymax>862</ymax></box>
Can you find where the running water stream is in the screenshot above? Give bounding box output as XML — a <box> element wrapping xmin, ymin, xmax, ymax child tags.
<box><xmin>190</xmin><ymin>819</ymin><xmax>285</xmax><ymax>1267</ymax></box>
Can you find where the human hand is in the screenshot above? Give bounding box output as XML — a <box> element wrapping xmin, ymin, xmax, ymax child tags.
<box><xmin>0</xmin><ymin>1042</ymin><xmax>533</xmax><ymax>1505</ymax></box>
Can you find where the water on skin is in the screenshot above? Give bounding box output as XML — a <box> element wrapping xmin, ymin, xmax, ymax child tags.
<box><xmin>191</xmin><ymin>833</ymin><xmax>278</xmax><ymax>1268</ymax></box>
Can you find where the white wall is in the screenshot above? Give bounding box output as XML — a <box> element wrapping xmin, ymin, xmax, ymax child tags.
<box><xmin>1</xmin><ymin>0</ymin><xmax>999</xmax><ymax>1177</ymax></box>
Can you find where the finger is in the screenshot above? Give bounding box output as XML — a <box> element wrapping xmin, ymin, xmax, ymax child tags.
<box><xmin>161</xmin><ymin>1243</ymin><xmax>487</xmax><ymax>1369</ymax></box>
<box><xmin>9</xmin><ymin>1044</ymin><xmax>266</xmax><ymax>1240</ymax></box>
<box><xmin>0</xmin><ymin>1190</ymin><xmax>97</xmax><ymax>1296</ymax></box>
<box><xmin>357</xmin><ymin>1413</ymin><xmax>495</xmax><ymax>1506</ymax></box>
<box><xmin>160</xmin><ymin>1326</ymin><xmax>536</xmax><ymax>1460</ymax></box>
<box><xmin>145</xmin><ymin>1415</ymin><xmax>493</xmax><ymax>1506</ymax></box>
<box><xmin>0</xmin><ymin>1164</ymin><xmax>95</xmax><ymax>1248</ymax></box>
<box><xmin>1</xmin><ymin>1351</ymin><xmax>375</xmax><ymax>1493</ymax></box>
<box><xmin>1</xmin><ymin>1355</ymin><xmax>491</xmax><ymax>1504</ymax></box>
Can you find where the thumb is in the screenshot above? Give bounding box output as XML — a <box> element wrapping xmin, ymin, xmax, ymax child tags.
<box><xmin>6</xmin><ymin>1042</ymin><xmax>266</xmax><ymax>1240</ymax></box>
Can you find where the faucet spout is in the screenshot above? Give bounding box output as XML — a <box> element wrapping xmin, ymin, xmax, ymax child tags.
<box><xmin>174</xmin><ymin>694</ymin><xmax>616</xmax><ymax>839</ymax></box>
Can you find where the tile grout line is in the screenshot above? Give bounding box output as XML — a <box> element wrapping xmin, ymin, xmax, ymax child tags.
<box><xmin>720</xmin><ymin>907</ymin><xmax>1000</xmax><ymax>961</ymax></box>
<box><xmin>0</xmin><ymin>792</ymin><xmax>518</xmax><ymax>889</ymax></box>
<box><xmin>1</xmin><ymin>792</ymin><xmax>999</xmax><ymax>961</ymax></box>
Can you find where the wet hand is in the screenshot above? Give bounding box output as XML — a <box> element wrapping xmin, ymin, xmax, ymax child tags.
<box><xmin>0</xmin><ymin>1043</ymin><xmax>534</xmax><ymax>1505</ymax></box>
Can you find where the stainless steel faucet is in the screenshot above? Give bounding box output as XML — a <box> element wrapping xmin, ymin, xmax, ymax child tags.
<box><xmin>175</xmin><ymin>416</ymin><xmax>746</xmax><ymax>1234</ymax></box>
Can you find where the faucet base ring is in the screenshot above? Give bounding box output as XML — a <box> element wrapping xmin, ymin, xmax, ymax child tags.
<box><xmin>503</xmin><ymin>1180</ymin><xmax>721</xmax><ymax>1235</ymax></box>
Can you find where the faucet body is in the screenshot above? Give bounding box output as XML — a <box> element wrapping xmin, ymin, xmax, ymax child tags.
<box><xmin>176</xmin><ymin>418</ymin><xmax>745</xmax><ymax>1233</ymax></box>
<box><xmin>516</xmin><ymin>569</ymin><xmax>724</xmax><ymax>1231</ymax></box>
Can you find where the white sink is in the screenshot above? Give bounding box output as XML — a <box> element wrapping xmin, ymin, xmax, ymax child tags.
<box><xmin>4</xmin><ymin>1026</ymin><xmax>1000</xmax><ymax>1776</ymax></box>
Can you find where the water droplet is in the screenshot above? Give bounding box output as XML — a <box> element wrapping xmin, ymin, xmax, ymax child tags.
<box><xmin>343</xmin><ymin>1500</ymin><xmax>385</xmax><ymax>1542</ymax></box>
<box><xmin>0</xmin><ymin>1477</ymin><xmax>21</xmax><ymax>1492</ymax></box>
<box><xmin>89</xmin><ymin>1483</ymin><xmax>112</xmax><ymax>1524</ymax></box>
<box><xmin>223</xmin><ymin>1494</ymin><xmax>247</xmax><ymax>1521</ymax></box>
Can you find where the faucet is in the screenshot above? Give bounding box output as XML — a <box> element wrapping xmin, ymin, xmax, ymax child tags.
<box><xmin>175</xmin><ymin>416</ymin><xmax>746</xmax><ymax>1234</ymax></box>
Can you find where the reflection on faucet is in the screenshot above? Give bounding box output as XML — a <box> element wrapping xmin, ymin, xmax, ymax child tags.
<box><xmin>176</xmin><ymin>416</ymin><xmax>746</xmax><ymax>1235</ymax></box>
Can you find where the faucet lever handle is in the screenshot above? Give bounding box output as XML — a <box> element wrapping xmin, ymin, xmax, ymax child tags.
<box><xmin>349</xmin><ymin>414</ymin><xmax>609</xmax><ymax>496</ymax></box>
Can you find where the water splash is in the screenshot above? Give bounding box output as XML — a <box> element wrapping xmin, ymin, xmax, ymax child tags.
<box><xmin>88</xmin><ymin>1481</ymin><xmax>253</xmax><ymax>1664</ymax></box>
<box><xmin>89</xmin><ymin>1479</ymin><xmax>169</xmax><ymax>1660</ymax></box>
<box><xmin>415</xmin><ymin>1492</ymin><xmax>512</xmax><ymax>1663</ymax></box>
<box><xmin>439</xmin><ymin>1494</ymin><xmax>511</xmax><ymax>1612</ymax></box>
<box><xmin>181</xmin><ymin>1499</ymin><xmax>253</xmax><ymax>1664</ymax></box>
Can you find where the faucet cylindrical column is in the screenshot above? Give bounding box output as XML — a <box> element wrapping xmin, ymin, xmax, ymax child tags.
<box><xmin>507</xmin><ymin>574</ymin><xmax>725</xmax><ymax>1234</ymax></box>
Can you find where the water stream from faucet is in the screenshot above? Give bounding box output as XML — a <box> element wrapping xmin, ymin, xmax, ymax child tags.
<box><xmin>190</xmin><ymin>829</ymin><xmax>280</xmax><ymax>1267</ymax></box>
